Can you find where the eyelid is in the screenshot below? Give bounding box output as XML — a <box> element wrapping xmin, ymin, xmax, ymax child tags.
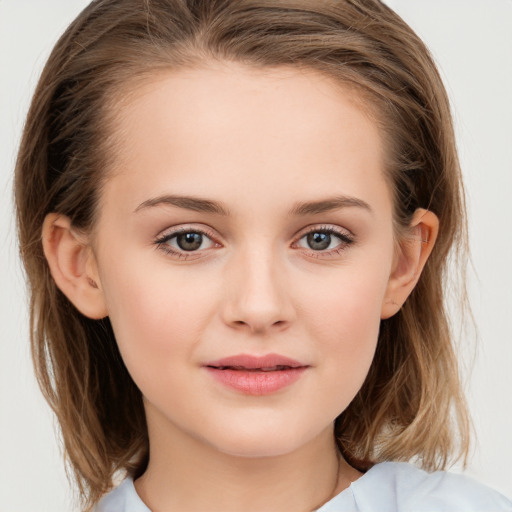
<box><xmin>155</xmin><ymin>224</ymin><xmax>218</xmax><ymax>242</ymax></box>
<box><xmin>294</xmin><ymin>224</ymin><xmax>354</xmax><ymax>242</ymax></box>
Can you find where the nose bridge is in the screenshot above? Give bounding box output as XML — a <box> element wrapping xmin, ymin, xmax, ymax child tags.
<box><xmin>222</xmin><ymin>238</ymin><xmax>293</xmax><ymax>334</ymax></box>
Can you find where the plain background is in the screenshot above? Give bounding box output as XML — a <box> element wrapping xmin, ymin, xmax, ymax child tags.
<box><xmin>1</xmin><ymin>1</ymin><xmax>511</xmax><ymax>510</ymax></box>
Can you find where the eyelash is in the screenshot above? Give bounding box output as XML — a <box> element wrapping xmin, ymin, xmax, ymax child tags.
<box><xmin>154</xmin><ymin>225</ymin><xmax>355</xmax><ymax>260</ymax></box>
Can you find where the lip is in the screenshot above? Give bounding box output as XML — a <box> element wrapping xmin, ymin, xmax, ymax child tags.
<box><xmin>203</xmin><ymin>353</ymin><xmax>309</xmax><ymax>395</ymax></box>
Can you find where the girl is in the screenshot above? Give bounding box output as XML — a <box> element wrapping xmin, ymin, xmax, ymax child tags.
<box><xmin>12</xmin><ymin>0</ymin><xmax>512</xmax><ymax>511</ymax></box>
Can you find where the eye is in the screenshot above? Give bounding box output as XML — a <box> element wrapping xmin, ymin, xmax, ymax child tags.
<box><xmin>154</xmin><ymin>227</ymin><xmax>219</xmax><ymax>258</ymax></box>
<box><xmin>295</xmin><ymin>226</ymin><xmax>354</xmax><ymax>255</ymax></box>
<box><xmin>173</xmin><ymin>231</ymin><xmax>209</xmax><ymax>251</ymax></box>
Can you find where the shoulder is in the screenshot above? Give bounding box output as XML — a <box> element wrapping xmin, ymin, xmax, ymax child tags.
<box><xmin>347</xmin><ymin>462</ymin><xmax>512</xmax><ymax>512</ymax></box>
<box><xmin>93</xmin><ymin>478</ymin><xmax>150</xmax><ymax>512</ymax></box>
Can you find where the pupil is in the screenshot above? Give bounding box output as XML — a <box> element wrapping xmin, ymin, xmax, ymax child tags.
<box><xmin>307</xmin><ymin>232</ymin><xmax>331</xmax><ymax>250</ymax></box>
<box><xmin>177</xmin><ymin>232</ymin><xmax>202</xmax><ymax>251</ymax></box>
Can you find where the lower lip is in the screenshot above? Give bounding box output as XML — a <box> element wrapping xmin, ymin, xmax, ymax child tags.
<box><xmin>205</xmin><ymin>367</ymin><xmax>308</xmax><ymax>395</ymax></box>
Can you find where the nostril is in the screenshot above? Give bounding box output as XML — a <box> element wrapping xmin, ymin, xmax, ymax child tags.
<box><xmin>228</xmin><ymin>318</ymin><xmax>289</xmax><ymax>334</ymax></box>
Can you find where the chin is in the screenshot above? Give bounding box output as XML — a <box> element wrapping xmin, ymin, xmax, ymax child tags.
<box><xmin>201</xmin><ymin>420</ymin><xmax>324</xmax><ymax>459</ymax></box>
<box><xmin>213</xmin><ymin>440</ymin><xmax>303</xmax><ymax>459</ymax></box>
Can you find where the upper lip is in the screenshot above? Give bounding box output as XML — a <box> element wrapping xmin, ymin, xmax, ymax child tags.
<box><xmin>204</xmin><ymin>353</ymin><xmax>308</xmax><ymax>370</ymax></box>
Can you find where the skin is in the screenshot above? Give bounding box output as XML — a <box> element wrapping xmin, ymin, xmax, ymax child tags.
<box><xmin>42</xmin><ymin>62</ymin><xmax>438</xmax><ymax>512</ymax></box>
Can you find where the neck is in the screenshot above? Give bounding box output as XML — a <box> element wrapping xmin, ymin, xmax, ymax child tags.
<box><xmin>134</xmin><ymin>415</ymin><xmax>360</xmax><ymax>512</ymax></box>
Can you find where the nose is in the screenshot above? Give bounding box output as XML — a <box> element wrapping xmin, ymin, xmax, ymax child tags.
<box><xmin>220</xmin><ymin>245</ymin><xmax>295</xmax><ymax>335</ymax></box>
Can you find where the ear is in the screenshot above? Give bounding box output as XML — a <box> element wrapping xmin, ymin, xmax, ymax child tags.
<box><xmin>381</xmin><ymin>208</ymin><xmax>439</xmax><ymax>319</ymax></box>
<box><xmin>42</xmin><ymin>213</ymin><xmax>108</xmax><ymax>319</ymax></box>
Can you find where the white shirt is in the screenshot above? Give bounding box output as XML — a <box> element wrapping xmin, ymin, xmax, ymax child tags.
<box><xmin>95</xmin><ymin>461</ymin><xmax>512</xmax><ymax>511</ymax></box>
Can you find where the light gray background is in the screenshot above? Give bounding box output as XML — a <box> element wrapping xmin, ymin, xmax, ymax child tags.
<box><xmin>1</xmin><ymin>1</ymin><xmax>511</xmax><ymax>510</ymax></box>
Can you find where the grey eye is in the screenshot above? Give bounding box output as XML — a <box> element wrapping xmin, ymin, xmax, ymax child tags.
<box><xmin>158</xmin><ymin>229</ymin><xmax>216</xmax><ymax>253</ymax></box>
<box><xmin>175</xmin><ymin>232</ymin><xmax>204</xmax><ymax>251</ymax></box>
<box><xmin>306</xmin><ymin>232</ymin><xmax>332</xmax><ymax>250</ymax></box>
<box><xmin>296</xmin><ymin>228</ymin><xmax>353</xmax><ymax>253</ymax></box>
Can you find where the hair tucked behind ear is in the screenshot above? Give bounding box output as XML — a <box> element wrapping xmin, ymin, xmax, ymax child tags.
<box><xmin>15</xmin><ymin>0</ymin><xmax>469</xmax><ymax>509</ymax></box>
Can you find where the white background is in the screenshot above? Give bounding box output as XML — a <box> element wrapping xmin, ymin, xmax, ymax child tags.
<box><xmin>1</xmin><ymin>1</ymin><xmax>511</xmax><ymax>510</ymax></box>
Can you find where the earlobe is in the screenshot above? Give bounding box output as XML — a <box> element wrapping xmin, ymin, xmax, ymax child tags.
<box><xmin>381</xmin><ymin>209</ymin><xmax>439</xmax><ymax>319</ymax></box>
<box><xmin>42</xmin><ymin>213</ymin><xmax>108</xmax><ymax>319</ymax></box>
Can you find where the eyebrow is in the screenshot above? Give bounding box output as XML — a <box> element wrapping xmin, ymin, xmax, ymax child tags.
<box><xmin>134</xmin><ymin>194</ymin><xmax>372</xmax><ymax>216</ymax></box>
<box><xmin>288</xmin><ymin>196</ymin><xmax>373</xmax><ymax>216</ymax></box>
<box><xmin>135</xmin><ymin>195</ymin><xmax>231</xmax><ymax>215</ymax></box>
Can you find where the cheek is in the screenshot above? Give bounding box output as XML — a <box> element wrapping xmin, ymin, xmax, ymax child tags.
<box><xmin>302</xmin><ymin>262</ymin><xmax>388</xmax><ymax>338</ymax></box>
<box><xmin>299</xmin><ymin>263</ymin><xmax>389</xmax><ymax>395</ymax></box>
<box><xmin>98</xmin><ymin>257</ymin><xmax>217</xmax><ymax>382</ymax></box>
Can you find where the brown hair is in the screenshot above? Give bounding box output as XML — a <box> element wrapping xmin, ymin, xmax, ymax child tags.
<box><xmin>15</xmin><ymin>0</ymin><xmax>469</xmax><ymax>509</ymax></box>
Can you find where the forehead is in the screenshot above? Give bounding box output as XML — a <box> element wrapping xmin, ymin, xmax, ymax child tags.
<box><xmin>101</xmin><ymin>62</ymin><xmax>391</xmax><ymax>220</ymax></box>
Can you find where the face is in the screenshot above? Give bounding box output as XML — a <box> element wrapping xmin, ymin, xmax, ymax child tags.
<box><xmin>91</xmin><ymin>63</ymin><xmax>397</xmax><ymax>458</ymax></box>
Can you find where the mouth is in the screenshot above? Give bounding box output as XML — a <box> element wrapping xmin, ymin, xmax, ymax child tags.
<box><xmin>210</xmin><ymin>364</ymin><xmax>302</xmax><ymax>372</ymax></box>
<box><xmin>203</xmin><ymin>354</ymin><xmax>309</xmax><ymax>395</ymax></box>
<box><xmin>205</xmin><ymin>353</ymin><xmax>308</xmax><ymax>371</ymax></box>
